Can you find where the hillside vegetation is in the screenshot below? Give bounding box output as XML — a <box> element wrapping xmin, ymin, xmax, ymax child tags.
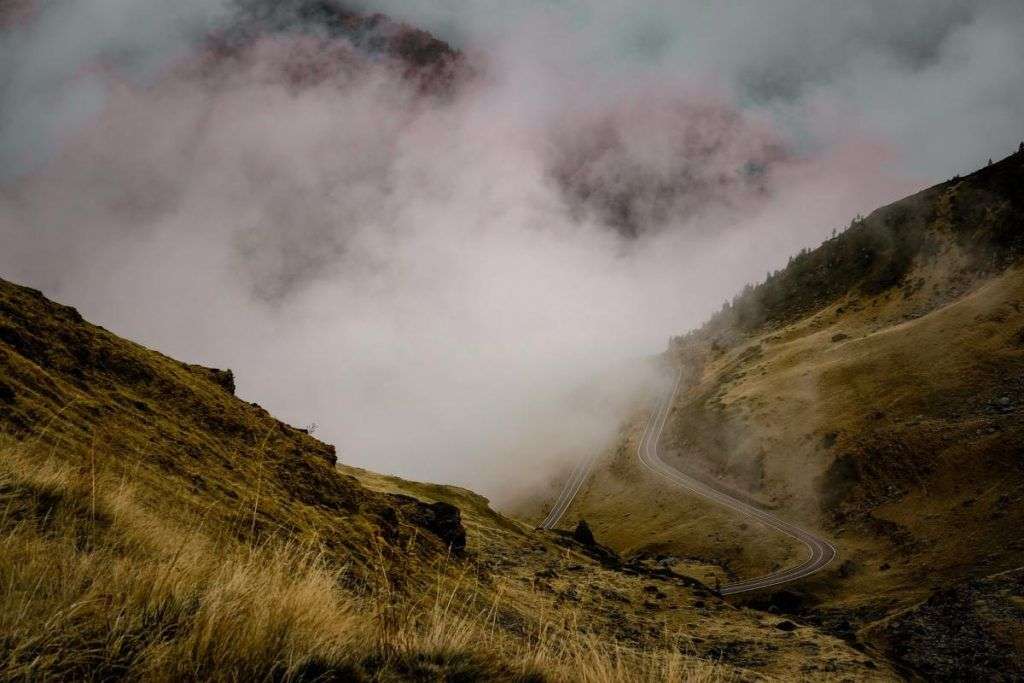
<box><xmin>0</xmin><ymin>277</ymin><xmax>891</xmax><ymax>680</ymax></box>
<box><xmin>549</xmin><ymin>149</ymin><xmax>1024</xmax><ymax>679</ymax></box>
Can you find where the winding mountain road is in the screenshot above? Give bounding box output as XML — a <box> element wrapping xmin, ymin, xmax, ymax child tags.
<box><xmin>540</xmin><ymin>368</ymin><xmax>838</xmax><ymax>595</ymax></box>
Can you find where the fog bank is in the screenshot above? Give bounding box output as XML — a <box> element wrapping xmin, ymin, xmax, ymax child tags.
<box><xmin>2</xmin><ymin>1</ymin><xmax>1020</xmax><ymax>503</ymax></box>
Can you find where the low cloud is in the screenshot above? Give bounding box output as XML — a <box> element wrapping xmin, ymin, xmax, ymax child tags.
<box><xmin>1</xmin><ymin>1</ymin><xmax>1019</xmax><ymax>503</ymax></box>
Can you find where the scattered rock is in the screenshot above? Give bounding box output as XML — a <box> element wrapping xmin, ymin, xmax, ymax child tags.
<box><xmin>831</xmin><ymin>333</ymin><xmax>850</xmax><ymax>342</ymax></box>
<box><xmin>642</xmin><ymin>585</ymin><xmax>667</xmax><ymax>599</ymax></box>
<box><xmin>838</xmin><ymin>559</ymin><xmax>858</xmax><ymax>578</ymax></box>
<box><xmin>600</xmin><ymin>588</ymin><xmax>629</xmax><ymax>603</ymax></box>
<box><xmin>573</xmin><ymin>519</ymin><xmax>596</xmax><ymax>546</ymax></box>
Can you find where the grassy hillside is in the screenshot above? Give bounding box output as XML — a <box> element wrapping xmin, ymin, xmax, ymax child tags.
<box><xmin>696</xmin><ymin>147</ymin><xmax>1024</xmax><ymax>341</ymax></box>
<box><xmin>0</xmin><ymin>277</ymin><xmax>890</xmax><ymax>680</ymax></box>
<box><xmin>552</xmin><ymin>148</ymin><xmax>1024</xmax><ymax>679</ymax></box>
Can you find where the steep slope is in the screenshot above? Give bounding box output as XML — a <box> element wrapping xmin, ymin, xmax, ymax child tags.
<box><xmin>0</xmin><ymin>277</ymin><xmax>890</xmax><ymax>680</ymax></box>
<box><xmin>549</xmin><ymin>148</ymin><xmax>1024</xmax><ymax>678</ymax></box>
<box><xmin>665</xmin><ymin>149</ymin><xmax>1024</xmax><ymax>588</ymax></box>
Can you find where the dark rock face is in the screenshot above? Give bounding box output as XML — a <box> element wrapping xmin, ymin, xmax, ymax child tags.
<box><xmin>573</xmin><ymin>519</ymin><xmax>596</xmax><ymax>546</ymax></box>
<box><xmin>410</xmin><ymin>500</ymin><xmax>466</xmax><ymax>553</ymax></box>
<box><xmin>210</xmin><ymin>368</ymin><xmax>235</xmax><ymax>394</ymax></box>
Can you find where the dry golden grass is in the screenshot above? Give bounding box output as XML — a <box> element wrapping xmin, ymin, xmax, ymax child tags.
<box><xmin>1</xmin><ymin>277</ymin><xmax>890</xmax><ymax>681</ymax></box>
<box><xmin>0</xmin><ymin>439</ymin><xmax>727</xmax><ymax>682</ymax></box>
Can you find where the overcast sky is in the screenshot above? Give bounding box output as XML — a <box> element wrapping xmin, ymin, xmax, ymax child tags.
<box><xmin>350</xmin><ymin>0</ymin><xmax>1024</xmax><ymax>177</ymax></box>
<box><xmin>1</xmin><ymin>1</ymin><xmax>1021</xmax><ymax>502</ymax></box>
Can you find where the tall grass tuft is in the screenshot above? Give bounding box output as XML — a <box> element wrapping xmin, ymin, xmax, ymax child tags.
<box><xmin>0</xmin><ymin>443</ymin><xmax>725</xmax><ymax>681</ymax></box>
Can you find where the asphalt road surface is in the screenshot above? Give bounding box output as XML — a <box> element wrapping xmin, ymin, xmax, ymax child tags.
<box><xmin>541</xmin><ymin>368</ymin><xmax>837</xmax><ymax>595</ymax></box>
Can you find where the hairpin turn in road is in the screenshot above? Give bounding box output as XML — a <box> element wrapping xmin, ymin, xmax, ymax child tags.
<box><xmin>541</xmin><ymin>368</ymin><xmax>838</xmax><ymax>595</ymax></box>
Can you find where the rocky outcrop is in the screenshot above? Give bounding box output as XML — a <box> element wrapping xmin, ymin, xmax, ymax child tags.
<box><xmin>573</xmin><ymin>519</ymin><xmax>596</xmax><ymax>546</ymax></box>
<box><xmin>188</xmin><ymin>365</ymin><xmax>236</xmax><ymax>395</ymax></box>
<box><xmin>390</xmin><ymin>495</ymin><xmax>467</xmax><ymax>553</ymax></box>
<box><xmin>417</xmin><ymin>500</ymin><xmax>467</xmax><ymax>553</ymax></box>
